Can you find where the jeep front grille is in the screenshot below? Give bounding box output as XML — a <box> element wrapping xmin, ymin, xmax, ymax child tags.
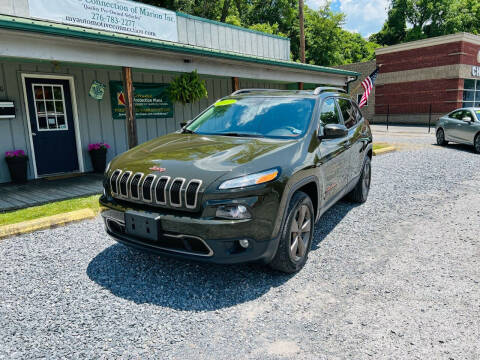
<box><xmin>185</xmin><ymin>180</ymin><xmax>202</xmax><ymax>208</ymax></box>
<box><xmin>110</xmin><ymin>170</ymin><xmax>121</xmax><ymax>195</ymax></box>
<box><xmin>130</xmin><ymin>173</ymin><xmax>143</xmax><ymax>200</ymax></box>
<box><xmin>142</xmin><ymin>175</ymin><xmax>156</xmax><ymax>202</ymax></box>
<box><xmin>169</xmin><ymin>178</ymin><xmax>185</xmax><ymax>207</ymax></box>
<box><xmin>155</xmin><ymin>176</ymin><xmax>170</xmax><ymax>205</ymax></box>
<box><xmin>110</xmin><ymin>170</ymin><xmax>202</xmax><ymax>210</ymax></box>
<box><xmin>119</xmin><ymin>171</ymin><xmax>132</xmax><ymax>197</ymax></box>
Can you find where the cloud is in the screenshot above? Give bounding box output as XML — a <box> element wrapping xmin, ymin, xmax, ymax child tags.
<box><xmin>306</xmin><ymin>0</ymin><xmax>389</xmax><ymax>38</ymax></box>
<box><xmin>305</xmin><ymin>0</ymin><xmax>329</xmax><ymax>8</ymax></box>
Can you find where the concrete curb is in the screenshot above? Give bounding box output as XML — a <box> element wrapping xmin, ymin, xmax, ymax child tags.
<box><xmin>373</xmin><ymin>146</ymin><xmax>396</xmax><ymax>156</ymax></box>
<box><xmin>0</xmin><ymin>208</ymin><xmax>96</xmax><ymax>240</ymax></box>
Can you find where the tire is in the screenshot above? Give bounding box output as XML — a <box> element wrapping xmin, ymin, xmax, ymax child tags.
<box><xmin>474</xmin><ymin>133</ymin><xmax>480</xmax><ymax>154</ymax></box>
<box><xmin>347</xmin><ymin>157</ymin><xmax>371</xmax><ymax>203</ymax></box>
<box><xmin>269</xmin><ymin>191</ymin><xmax>314</xmax><ymax>274</ymax></box>
<box><xmin>437</xmin><ymin>128</ymin><xmax>448</xmax><ymax>146</ymax></box>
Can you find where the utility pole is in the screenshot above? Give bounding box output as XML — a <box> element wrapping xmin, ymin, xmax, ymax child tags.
<box><xmin>299</xmin><ymin>0</ymin><xmax>306</xmax><ymax>64</ymax></box>
<box><xmin>122</xmin><ymin>67</ymin><xmax>137</xmax><ymax>149</ymax></box>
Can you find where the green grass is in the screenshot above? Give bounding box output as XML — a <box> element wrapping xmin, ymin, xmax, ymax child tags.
<box><xmin>0</xmin><ymin>195</ymin><xmax>100</xmax><ymax>226</ymax></box>
<box><xmin>373</xmin><ymin>143</ymin><xmax>391</xmax><ymax>151</ymax></box>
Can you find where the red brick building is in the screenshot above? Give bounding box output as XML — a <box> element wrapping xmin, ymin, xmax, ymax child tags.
<box><xmin>375</xmin><ymin>33</ymin><xmax>480</xmax><ymax>124</ymax></box>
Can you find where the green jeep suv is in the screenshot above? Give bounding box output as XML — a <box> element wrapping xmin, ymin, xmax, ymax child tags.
<box><xmin>100</xmin><ymin>88</ymin><xmax>373</xmax><ymax>273</ymax></box>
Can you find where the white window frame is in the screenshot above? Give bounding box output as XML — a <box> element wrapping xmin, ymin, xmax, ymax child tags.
<box><xmin>21</xmin><ymin>73</ymin><xmax>84</xmax><ymax>179</ymax></box>
<box><xmin>32</xmin><ymin>83</ymin><xmax>69</xmax><ymax>132</ymax></box>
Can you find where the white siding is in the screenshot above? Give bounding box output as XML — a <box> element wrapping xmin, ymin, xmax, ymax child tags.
<box><xmin>0</xmin><ymin>61</ymin><xmax>291</xmax><ymax>183</ymax></box>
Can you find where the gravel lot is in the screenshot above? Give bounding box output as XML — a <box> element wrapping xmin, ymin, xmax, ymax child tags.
<box><xmin>1</xmin><ymin>131</ymin><xmax>479</xmax><ymax>359</ymax></box>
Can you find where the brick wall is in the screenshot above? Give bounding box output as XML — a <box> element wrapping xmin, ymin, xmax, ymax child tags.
<box><xmin>376</xmin><ymin>78</ymin><xmax>462</xmax><ymax>115</ymax></box>
<box><xmin>336</xmin><ymin>60</ymin><xmax>376</xmax><ymax>121</ymax></box>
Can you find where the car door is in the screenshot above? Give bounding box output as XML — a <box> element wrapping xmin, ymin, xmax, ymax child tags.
<box><xmin>453</xmin><ymin>110</ymin><xmax>476</xmax><ymax>143</ymax></box>
<box><xmin>316</xmin><ymin>97</ymin><xmax>350</xmax><ymax>204</ymax></box>
<box><xmin>445</xmin><ymin>110</ymin><xmax>465</xmax><ymax>141</ymax></box>
<box><xmin>336</xmin><ymin>98</ymin><xmax>364</xmax><ymax>184</ymax></box>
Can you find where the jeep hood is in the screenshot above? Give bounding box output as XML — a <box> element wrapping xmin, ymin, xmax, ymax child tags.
<box><xmin>109</xmin><ymin>133</ymin><xmax>299</xmax><ymax>185</ymax></box>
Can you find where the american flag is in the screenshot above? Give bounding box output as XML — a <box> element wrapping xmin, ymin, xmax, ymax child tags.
<box><xmin>359</xmin><ymin>67</ymin><xmax>379</xmax><ymax>108</ymax></box>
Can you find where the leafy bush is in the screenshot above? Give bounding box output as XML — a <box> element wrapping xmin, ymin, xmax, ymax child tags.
<box><xmin>168</xmin><ymin>70</ymin><xmax>208</xmax><ymax>104</ymax></box>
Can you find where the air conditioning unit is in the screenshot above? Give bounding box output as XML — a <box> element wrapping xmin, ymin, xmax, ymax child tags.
<box><xmin>0</xmin><ymin>101</ymin><xmax>15</xmax><ymax>119</ymax></box>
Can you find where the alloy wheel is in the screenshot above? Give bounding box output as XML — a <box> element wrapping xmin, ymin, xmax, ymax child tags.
<box><xmin>289</xmin><ymin>204</ymin><xmax>312</xmax><ymax>262</ymax></box>
<box><xmin>437</xmin><ymin>130</ymin><xmax>445</xmax><ymax>145</ymax></box>
<box><xmin>475</xmin><ymin>135</ymin><xmax>480</xmax><ymax>153</ymax></box>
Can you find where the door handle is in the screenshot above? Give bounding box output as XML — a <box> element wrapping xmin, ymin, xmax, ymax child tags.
<box><xmin>32</xmin><ymin>133</ymin><xmax>37</xmax><ymax>136</ymax></box>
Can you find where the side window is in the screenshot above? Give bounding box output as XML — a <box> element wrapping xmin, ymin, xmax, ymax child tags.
<box><xmin>450</xmin><ymin>110</ymin><xmax>463</xmax><ymax>120</ymax></box>
<box><xmin>337</xmin><ymin>98</ymin><xmax>356</xmax><ymax>129</ymax></box>
<box><xmin>320</xmin><ymin>98</ymin><xmax>340</xmax><ymax>125</ymax></box>
<box><xmin>352</xmin><ymin>102</ymin><xmax>363</xmax><ymax>122</ymax></box>
<box><xmin>463</xmin><ymin>111</ymin><xmax>474</xmax><ymax>121</ymax></box>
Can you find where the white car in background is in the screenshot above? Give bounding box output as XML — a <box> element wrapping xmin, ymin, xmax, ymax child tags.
<box><xmin>436</xmin><ymin>107</ymin><xmax>480</xmax><ymax>153</ymax></box>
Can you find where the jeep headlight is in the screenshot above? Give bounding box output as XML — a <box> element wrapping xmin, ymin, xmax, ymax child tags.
<box><xmin>218</xmin><ymin>168</ymin><xmax>280</xmax><ymax>190</ymax></box>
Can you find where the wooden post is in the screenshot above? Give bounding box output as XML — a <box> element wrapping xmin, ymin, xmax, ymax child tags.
<box><xmin>298</xmin><ymin>82</ymin><xmax>304</xmax><ymax>90</ymax></box>
<box><xmin>299</xmin><ymin>0</ymin><xmax>306</xmax><ymax>63</ymax></box>
<box><xmin>122</xmin><ymin>66</ymin><xmax>137</xmax><ymax>149</ymax></box>
<box><xmin>232</xmin><ymin>77</ymin><xmax>240</xmax><ymax>92</ymax></box>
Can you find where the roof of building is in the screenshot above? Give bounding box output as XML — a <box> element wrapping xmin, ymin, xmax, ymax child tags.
<box><xmin>376</xmin><ymin>32</ymin><xmax>480</xmax><ymax>55</ymax></box>
<box><xmin>0</xmin><ymin>15</ymin><xmax>359</xmax><ymax>78</ymax></box>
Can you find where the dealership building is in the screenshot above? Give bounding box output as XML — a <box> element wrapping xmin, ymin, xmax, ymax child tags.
<box><xmin>0</xmin><ymin>0</ymin><xmax>358</xmax><ymax>184</ymax></box>
<box><xmin>339</xmin><ymin>32</ymin><xmax>480</xmax><ymax>124</ymax></box>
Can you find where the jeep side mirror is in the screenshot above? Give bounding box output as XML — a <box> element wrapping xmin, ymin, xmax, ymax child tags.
<box><xmin>321</xmin><ymin>124</ymin><xmax>348</xmax><ymax>139</ymax></box>
<box><xmin>462</xmin><ymin>117</ymin><xmax>473</xmax><ymax>123</ymax></box>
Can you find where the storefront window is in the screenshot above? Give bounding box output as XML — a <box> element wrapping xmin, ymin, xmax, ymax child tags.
<box><xmin>463</xmin><ymin>79</ymin><xmax>480</xmax><ymax>107</ymax></box>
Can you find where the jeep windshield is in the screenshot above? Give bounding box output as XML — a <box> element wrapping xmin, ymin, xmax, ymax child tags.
<box><xmin>185</xmin><ymin>97</ymin><xmax>316</xmax><ymax>139</ymax></box>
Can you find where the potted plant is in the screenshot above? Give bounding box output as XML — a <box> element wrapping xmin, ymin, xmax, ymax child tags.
<box><xmin>5</xmin><ymin>150</ymin><xmax>28</xmax><ymax>183</ymax></box>
<box><xmin>88</xmin><ymin>142</ymin><xmax>110</xmax><ymax>173</ymax></box>
<box><xmin>168</xmin><ymin>70</ymin><xmax>208</xmax><ymax>104</ymax></box>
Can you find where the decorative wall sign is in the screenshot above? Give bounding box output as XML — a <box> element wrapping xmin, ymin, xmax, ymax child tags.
<box><xmin>89</xmin><ymin>81</ymin><xmax>106</xmax><ymax>100</ymax></box>
<box><xmin>29</xmin><ymin>0</ymin><xmax>178</xmax><ymax>42</ymax></box>
<box><xmin>110</xmin><ymin>81</ymin><xmax>173</xmax><ymax>119</ymax></box>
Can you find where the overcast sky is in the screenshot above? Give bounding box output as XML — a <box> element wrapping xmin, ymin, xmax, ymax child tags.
<box><xmin>305</xmin><ymin>0</ymin><xmax>389</xmax><ymax>38</ymax></box>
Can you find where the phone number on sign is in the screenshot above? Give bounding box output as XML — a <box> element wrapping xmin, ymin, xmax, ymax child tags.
<box><xmin>92</xmin><ymin>13</ymin><xmax>135</xmax><ymax>27</ymax></box>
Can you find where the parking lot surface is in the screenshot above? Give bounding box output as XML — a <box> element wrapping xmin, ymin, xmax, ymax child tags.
<box><xmin>1</xmin><ymin>132</ymin><xmax>479</xmax><ymax>359</ymax></box>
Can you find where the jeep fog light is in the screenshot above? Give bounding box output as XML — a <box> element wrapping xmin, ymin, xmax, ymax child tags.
<box><xmin>239</xmin><ymin>239</ymin><xmax>250</xmax><ymax>248</ymax></box>
<box><xmin>216</xmin><ymin>205</ymin><xmax>251</xmax><ymax>219</ymax></box>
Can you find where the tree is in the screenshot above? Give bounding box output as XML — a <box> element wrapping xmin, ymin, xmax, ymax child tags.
<box><xmin>371</xmin><ymin>0</ymin><xmax>480</xmax><ymax>45</ymax></box>
<box><xmin>134</xmin><ymin>0</ymin><xmax>379</xmax><ymax>66</ymax></box>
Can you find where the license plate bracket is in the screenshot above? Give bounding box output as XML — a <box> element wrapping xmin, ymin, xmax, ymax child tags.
<box><xmin>125</xmin><ymin>210</ymin><xmax>161</xmax><ymax>241</ymax></box>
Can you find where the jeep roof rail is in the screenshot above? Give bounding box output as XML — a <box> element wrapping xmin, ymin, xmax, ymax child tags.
<box><xmin>313</xmin><ymin>87</ymin><xmax>346</xmax><ymax>95</ymax></box>
<box><xmin>231</xmin><ymin>89</ymin><xmax>284</xmax><ymax>96</ymax></box>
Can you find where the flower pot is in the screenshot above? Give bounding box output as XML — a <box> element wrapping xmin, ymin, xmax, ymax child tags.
<box><xmin>6</xmin><ymin>156</ymin><xmax>28</xmax><ymax>183</ymax></box>
<box><xmin>89</xmin><ymin>148</ymin><xmax>107</xmax><ymax>173</ymax></box>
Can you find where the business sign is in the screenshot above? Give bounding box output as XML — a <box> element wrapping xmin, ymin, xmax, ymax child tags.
<box><xmin>29</xmin><ymin>0</ymin><xmax>178</xmax><ymax>42</ymax></box>
<box><xmin>110</xmin><ymin>81</ymin><xmax>174</xmax><ymax>119</ymax></box>
<box><xmin>472</xmin><ymin>66</ymin><xmax>480</xmax><ymax>78</ymax></box>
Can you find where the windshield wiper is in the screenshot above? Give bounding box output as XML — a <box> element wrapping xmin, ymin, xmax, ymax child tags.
<box><xmin>217</xmin><ymin>132</ymin><xmax>264</xmax><ymax>138</ymax></box>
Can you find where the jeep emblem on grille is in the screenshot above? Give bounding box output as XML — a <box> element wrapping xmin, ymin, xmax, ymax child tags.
<box><xmin>149</xmin><ymin>166</ymin><xmax>166</xmax><ymax>172</ymax></box>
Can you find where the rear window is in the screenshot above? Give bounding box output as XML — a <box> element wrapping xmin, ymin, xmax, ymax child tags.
<box><xmin>476</xmin><ymin>111</ymin><xmax>480</xmax><ymax>120</ymax></box>
<box><xmin>187</xmin><ymin>97</ymin><xmax>316</xmax><ymax>139</ymax></box>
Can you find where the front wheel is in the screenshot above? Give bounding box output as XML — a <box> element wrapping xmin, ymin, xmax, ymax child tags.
<box><xmin>474</xmin><ymin>134</ymin><xmax>480</xmax><ymax>154</ymax></box>
<box><xmin>269</xmin><ymin>191</ymin><xmax>314</xmax><ymax>274</ymax></box>
<box><xmin>437</xmin><ymin>128</ymin><xmax>448</xmax><ymax>146</ymax></box>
